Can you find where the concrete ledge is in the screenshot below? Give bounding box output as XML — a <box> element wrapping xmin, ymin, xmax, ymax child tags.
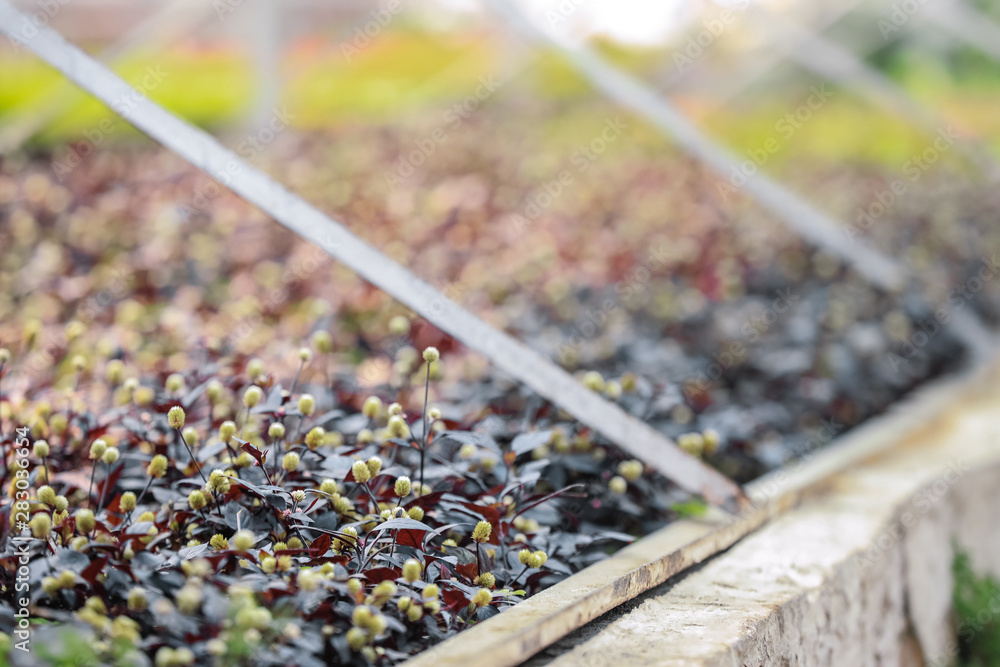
<box><xmin>530</xmin><ymin>379</ymin><xmax>1000</xmax><ymax>667</ymax></box>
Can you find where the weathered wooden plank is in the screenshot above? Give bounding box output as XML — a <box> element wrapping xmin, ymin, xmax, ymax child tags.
<box><xmin>401</xmin><ymin>362</ymin><xmax>990</xmax><ymax>667</ymax></box>
<box><xmin>0</xmin><ymin>0</ymin><xmax>746</xmax><ymax>509</ymax></box>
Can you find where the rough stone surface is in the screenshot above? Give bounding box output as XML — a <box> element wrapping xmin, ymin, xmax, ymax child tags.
<box><xmin>530</xmin><ymin>402</ymin><xmax>1000</xmax><ymax>667</ymax></box>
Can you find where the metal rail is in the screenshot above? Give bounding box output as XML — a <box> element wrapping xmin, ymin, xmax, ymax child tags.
<box><xmin>0</xmin><ymin>0</ymin><xmax>746</xmax><ymax>510</ymax></box>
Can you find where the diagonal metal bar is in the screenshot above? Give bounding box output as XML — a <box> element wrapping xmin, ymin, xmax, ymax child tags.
<box><xmin>481</xmin><ymin>0</ymin><xmax>997</xmax><ymax>361</ymax></box>
<box><xmin>0</xmin><ymin>0</ymin><xmax>746</xmax><ymax>511</ymax></box>
<box><xmin>742</xmin><ymin>7</ymin><xmax>1000</xmax><ymax>178</ymax></box>
<box><xmin>479</xmin><ymin>0</ymin><xmax>906</xmax><ymax>292</ymax></box>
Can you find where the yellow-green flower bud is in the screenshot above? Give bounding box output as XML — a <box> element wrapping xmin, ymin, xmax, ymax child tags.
<box><xmin>147</xmin><ymin>454</ymin><xmax>168</xmax><ymax>478</ymax></box>
<box><xmin>182</xmin><ymin>427</ymin><xmax>199</xmax><ymax>446</ymax></box>
<box><xmin>246</xmin><ymin>359</ymin><xmax>264</xmax><ymax>380</ymax></box>
<box><xmin>167</xmin><ymin>406</ymin><xmax>185</xmax><ymax>430</ymax></box>
<box><xmin>366</xmin><ymin>456</ymin><xmax>382</xmax><ymax>477</ymax></box>
<box><xmin>474</xmin><ymin>572</ymin><xmax>496</xmax><ymax>588</ymax></box>
<box><xmin>102</xmin><ymin>448</ymin><xmax>120</xmax><ymax>465</ymax></box>
<box><xmin>243</xmin><ymin>386</ymin><xmax>263</xmax><ymax>408</ymax></box>
<box><xmin>319</xmin><ymin>479</ymin><xmax>339</xmax><ymax>495</ymax></box>
<box><xmin>351</xmin><ymin>460</ymin><xmax>371</xmax><ymax>483</ymax></box>
<box><xmin>305</xmin><ymin>426</ymin><xmax>325</xmax><ymax>450</ymax></box>
<box><xmin>472</xmin><ymin>588</ymin><xmax>492</xmax><ymax>607</ymax></box>
<box><xmin>311</xmin><ymin>331</ymin><xmax>333</xmax><ymax>354</ymax></box>
<box><xmin>127</xmin><ymin>587</ymin><xmax>148</xmax><ymax>611</ymax></box>
<box><xmin>422</xmin><ymin>347</ymin><xmax>440</xmax><ymax>363</ymax></box>
<box><xmin>472</xmin><ymin>520</ymin><xmax>491</xmax><ymax>543</ymax></box>
<box><xmin>362</xmin><ymin>396</ymin><xmax>382</xmax><ymax>419</ymax></box>
<box><xmin>346</xmin><ymin>627</ymin><xmax>367</xmax><ymax>651</ymax></box>
<box><xmin>37</xmin><ymin>485</ymin><xmax>56</xmax><ymax>506</ymax></box>
<box><xmin>75</xmin><ymin>509</ymin><xmax>96</xmax><ymax>534</ymax></box>
<box><xmin>210</xmin><ymin>534</ymin><xmax>229</xmax><ymax>550</ymax></box>
<box><xmin>218</xmin><ymin>421</ymin><xmax>237</xmax><ymax>444</ymax></box>
<box><xmin>423</xmin><ymin>583</ymin><xmax>440</xmax><ymax>599</ymax></box>
<box><xmin>402</xmin><ymin>559</ymin><xmax>421</xmax><ymax>583</ymax></box>
<box><xmin>0</xmin><ymin>348</ymin><xmax>9</xmax><ymax>364</ymax></box>
<box><xmin>30</xmin><ymin>513</ymin><xmax>51</xmax><ymax>538</ymax></box>
<box><xmin>357</xmin><ymin>428</ymin><xmax>374</xmax><ymax>444</ymax></box>
<box><xmin>231</xmin><ymin>530</ymin><xmax>255</xmax><ymax>551</ymax></box>
<box><xmin>206</xmin><ymin>379</ymin><xmax>223</xmax><ymax>403</ymax></box>
<box><xmin>188</xmin><ymin>490</ymin><xmax>207</xmax><ymax>511</ymax></box>
<box><xmin>387</xmin><ymin>415</ymin><xmax>410</xmax><ymax>439</ymax></box>
<box><xmin>165</xmin><ymin>373</ymin><xmax>184</xmax><ymax>394</ymax></box>
<box><xmin>407</xmin><ymin>506</ymin><xmax>425</xmax><ymax>521</ymax></box>
<box><xmin>268</xmin><ymin>422</ymin><xmax>286</xmax><ymax>439</ymax></box>
<box><xmin>518</xmin><ymin>548</ymin><xmax>532</xmax><ymax>565</ymax></box>
<box><xmin>617</xmin><ymin>459</ymin><xmax>643</xmax><ymax>482</ymax></box>
<box><xmin>298</xmin><ymin>394</ymin><xmax>315</xmax><ymax>416</ymax></box>
<box><xmin>89</xmin><ymin>439</ymin><xmax>108</xmax><ymax>460</ymax></box>
<box><xmin>582</xmin><ymin>370</ymin><xmax>604</xmax><ymax>392</ymax></box>
<box><xmin>609</xmin><ymin>476</ymin><xmax>627</xmax><ymax>494</ymax></box>
<box><xmin>394</xmin><ymin>476</ymin><xmax>411</xmax><ymax>497</ymax></box>
<box><xmin>428</xmin><ymin>407</ymin><xmax>442</xmax><ymax>421</ymax></box>
<box><xmin>298</xmin><ymin>347</ymin><xmax>312</xmax><ymax>363</ymax></box>
<box><xmin>33</xmin><ymin>440</ymin><xmax>50</xmax><ymax>458</ymax></box>
<box><xmin>282</xmin><ymin>452</ymin><xmax>300</xmax><ymax>472</ymax></box>
<box><xmin>389</xmin><ymin>315</ymin><xmax>410</xmax><ymax>335</ymax></box>
<box><xmin>347</xmin><ymin>578</ymin><xmax>363</xmax><ymax>595</ymax></box>
<box><xmin>120</xmin><ymin>492</ymin><xmax>136</xmax><ymax>512</ymax></box>
<box><xmin>387</xmin><ymin>403</ymin><xmax>403</xmax><ymax>417</ymax></box>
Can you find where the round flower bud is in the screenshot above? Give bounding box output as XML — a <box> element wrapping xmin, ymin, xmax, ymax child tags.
<box><xmin>182</xmin><ymin>427</ymin><xmax>199</xmax><ymax>446</ymax></box>
<box><xmin>388</xmin><ymin>415</ymin><xmax>410</xmax><ymax>439</ymax></box>
<box><xmin>428</xmin><ymin>407</ymin><xmax>442</xmax><ymax>421</ymax></box>
<box><xmin>311</xmin><ymin>330</ymin><xmax>333</xmax><ymax>354</ymax></box>
<box><xmin>243</xmin><ymin>386</ymin><xmax>263</xmax><ymax>408</ymax></box>
<box><xmin>30</xmin><ymin>513</ymin><xmax>51</xmax><ymax>538</ymax></box>
<box><xmin>147</xmin><ymin>454</ymin><xmax>168</xmax><ymax>478</ymax></box>
<box><xmin>89</xmin><ymin>439</ymin><xmax>108</xmax><ymax>460</ymax></box>
<box><xmin>133</xmin><ymin>387</ymin><xmax>154</xmax><ymax>406</ymax></box>
<box><xmin>387</xmin><ymin>402</ymin><xmax>403</xmax><ymax>416</ymax></box>
<box><xmin>319</xmin><ymin>479</ymin><xmax>339</xmax><ymax>495</ymax></box>
<box><xmin>604</xmin><ymin>380</ymin><xmax>622</xmax><ymax>400</ymax></box>
<box><xmin>394</xmin><ymin>476</ymin><xmax>411</xmax><ymax>497</ymax></box>
<box><xmin>37</xmin><ymin>485</ymin><xmax>56</xmax><ymax>506</ymax></box>
<box><xmin>703</xmin><ymin>428</ymin><xmax>721</xmax><ymax>455</ymax></box>
<box><xmin>518</xmin><ymin>548</ymin><xmax>533</xmax><ymax>565</ymax></box>
<box><xmin>475</xmin><ymin>572</ymin><xmax>496</xmax><ymax>589</ymax></box>
<box><xmin>407</xmin><ymin>603</ymin><xmax>424</xmax><ymax>622</ymax></box>
<box><xmin>218</xmin><ymin>421</ymin><xmax>237</xmax><ymax>444</ymax></box>
<box><xmin>582</xmin><ymin>370</ymin><xmax>604</xmax><ymax>392</ymax></box>
<box><xmin>165</xmin><ymin>373</ymin><xmax>184</xmax><ymax>394</ymax></box>
<box><xmin>459</xmin><ymin>443</ymin><xmax>476</xmax><ymax>459</ymax></box>
<box><xmin>75</xmin><ymin>509</ymin><xmax>96</xmax><ymax>534</ymax></box>
<box><xmin>120</xmin><ymin>492</ymin><xmax>137</xmax><ymax>513</ymax></box>
<box><xmin>231</xmin><ymin>530</ymin><xmax>255</xmax><ymax>551</ymax></box>
<box><xmin>298</xmin><ymin>394</ymin><xmax>315</xmax><ymax>416</ymax></box>
<box><xmin>609</xmin><ymin>476</ymin><xmax>628</xmax><ymax>494</ymax></box>
<box><xmin>366</xmin><ymin>456</ymin><xmax>382</xmax><ymax>477</ymax></box>
<box><xmin>305</xmin><ymin>426</ymin><xmax>325</xmax><ymax>450</ymax></box>
<box><xmin>0</xmin><ymin>348</ymin><xmax>9</xmax><ymax>364</ymax></box>
<box><xmin>282</xmin><ymin>452</ymin><xmax>300</xmax><ymax>472</ymax></box>
<box><xmin>42</xmin><ymin>577</ymin><xmax>59</xmax><ymax>596</ymax></box>
<box><xmin>472</xmin><ymin>588</ymin><xmax>492</xmax><ymax>608</ymax></box>
<box><xmin>346</xmin><ymin>627</ymin><xmax>367</xmax><ymax>651</ymax></box>
<box><xmin>54</xmin><ymin>496</ymin><xmax>68</xmax><ymax>511</ymax></box>
<box><xmin>210</xmin><ymin>534</ymin><xmax>229</xmax><ymax>550</ymax></box>
<box><xmin>188</xmin><ymin>490</ymin><xmax>208</xmax><ymax>511</ymax></box>
<box><xmin>246</xmin><ymin>359</ymin><xmax>265</xmax><ymax>380</ymax></box>
<box><xmin>33</xmin><ymin>440</ymin><xmax>50</xmax><ymax>458</ymax></box>
<box><xmin>167</xmin><ymin>406</ymin><xmax>185</xmax><ymax>430</ymax></box>
<box><xmin>298</xmin><ymin>347</ymin><xmax>312</xmax><ymax>363</ymax></box>
<box><xmin>402</xmin><ymin>559</ymin><xmax>421</xmax><ymax>583</ymax></box>
<box><xmin>268</xmin><ymin>422</ymin><xmax>286</xmax><ymax>439</ymax></box>
<box><xmin>176</xmin><ymin>585</ymin><xmax>202</xmax><ymax>614</ymax></box>
<box><xmin>389</xmin><ymin>315</ymin><xmax>410</xmax><ymax>335</ymax></box>
<box><xmin>357</xmin><ymin>428</ymin><xmax>374</xmax><ymax>443</ymax></box>
<box><xmin>127</xmin><ymin>587</ymin><xmax>148</xmax><ymax>611</ymax></box>
<box><xmin>205</xmin><ymin>379</ymin><xmax>224</xmax><ymax>403</ymax></box>
<box><xmin>407</xmin><ymin>506</ymin><xmax>425</xmax><ymax>521</ymax></box>
<box><xmin>71</xmin><ymin>355</ymin><xmax>86</xmax><ymax>372</ymax></box>
<box><xmin>621</xmin><ymin>372</ymin><xmax>638</xmax><ymax>393</ymax></box>
<box><xmin>471</xmin><ymin>520</ymin><xmax>491</xmax><ymax>543</ymax></box>
<box><xmin>617</xmin><ymin>459</ymin><xmax>643</xmax><ymax>482</ymax></box>
<box><xmin>291</xmin><ymin>490</ymin><xmax>306</xmax><ymax>503</ymax></box>
<box><xmin>422</xmin><ymin>347</ymin><xmax>440</xmax><ymax>363</ymax></box>
<box><xmin>102</xmin><ymin>448</ymin><xmax>120</xmax><ymax>465</ymax></box>
<box><xmin>351</xmin><ymin>460</ymin><xmax>371</xmax><ymax>483</ymax></box>
<box><xmin>347</xmin><ymin>578</ymin><xmax>363</xmax><ymax>595</ymax></box>
<box><xmin>361</xmin><ymin>396</ymin><xmax>382</xmax><ymax>419</ymax></box>
<box><xmin>530</xmin><ymin>550</ymin><xmax>548</xmax><ymax>568</ymax></box>
<box><xmin>424</xmin><ymin>599</ymin><xmax>441</xmax><ymax>615</ymax></box>
<box><xmin>57</xmin><ymin>571</ymin><xmax>76</xmax><ymax>588</ymax></box>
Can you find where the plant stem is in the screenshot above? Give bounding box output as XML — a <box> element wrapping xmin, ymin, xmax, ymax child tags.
<box><xmin>87</xmin><ymin>459</ymin><xmax>98</xmax><ymax>508</ymax></box>
<box><xmin>176</xmin><ymin>427</ymin><xmax>208</xmax><ymax>485</ymax></box>
<box><xmin>96</xmin><ymin>462</ymin><xmax>110</xmax><ymax>514</ymax></box>
<box><xmin>420</xmin><ymin>363</ymin><xmax>430</xmax><ymax>494</ymax></box>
